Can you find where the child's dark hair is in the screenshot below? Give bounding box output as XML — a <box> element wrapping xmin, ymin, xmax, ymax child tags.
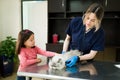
<box><xmin>16</xmin><ymin>29</ymin><xmax>34</xmax><ymax>54</ymax></box>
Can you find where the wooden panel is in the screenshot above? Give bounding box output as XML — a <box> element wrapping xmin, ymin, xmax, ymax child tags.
<box><xmin>95</xmin><ymin>47</ymin><xmax>116</xmax><ymax>62</ymax></box>
<box><xmin>46</xmin><ymin>43</ymin><xmax>63</xmax><ymax>53</ymax></box>
<box><xmin>103</xmin><ymin>47</ymin><xmax>116</xmax><ymax>62</ymax></box>
<box><xmin>94</xmin><ymin>51</ymin><xmax>104</xmax><ymax>61</ymax></box>
<box><xmin>116</xmin><ymin>47</ymin><xmax>120</xmax><ymax>62</ymax></box>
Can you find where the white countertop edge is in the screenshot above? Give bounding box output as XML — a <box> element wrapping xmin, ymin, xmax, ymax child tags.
<box><xmin>114</xmin><ymin>64</ymin><xmax>120</xmax><ymax>68</ymax></box>
<box><xmin>17</xmin><ymin>71</ymin><xmax>89</xmax><ymax>80</ymax></box>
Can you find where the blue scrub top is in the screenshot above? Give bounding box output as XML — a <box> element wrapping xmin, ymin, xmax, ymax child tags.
<box><xmin>66</xmin><ymin>17</ymin><xmax>105</xmax><ymax>55</ymax></box>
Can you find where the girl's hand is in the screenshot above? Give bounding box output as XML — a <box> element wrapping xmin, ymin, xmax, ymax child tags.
<box><xmin>54</xmin><ymin>53</ymin><xmax>62</xmax><ymax>56</ymax></box>
<box><xmin>36</xmin><ymin>58</ymin><xmax>42</xmax><ymax>63</ymax></box>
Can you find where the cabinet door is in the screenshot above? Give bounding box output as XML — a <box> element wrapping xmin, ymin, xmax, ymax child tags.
<box><xmin>46</xmin><ymin>43</ymin><xmax>63</xmax><ymax>53</ymax></box>
<box><xmin>48</xmin><ymin>0</ymin><xmax>65</xmax><ymax>12</ymax></box>
<box><xmin>66</xmin><ymin>0</ymin><xmax>105</xmax><ymax>12</ymax></box>
<box><xmin>105</xmin><ymin>0</ymin><xmax>120</xmax><ymax>11</ymax></box>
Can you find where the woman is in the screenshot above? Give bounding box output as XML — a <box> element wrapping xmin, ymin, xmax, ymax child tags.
<box><xmin>62</xmin><ymin>3</ymin><xmax>105</xmax><ymax>67</ymax></box>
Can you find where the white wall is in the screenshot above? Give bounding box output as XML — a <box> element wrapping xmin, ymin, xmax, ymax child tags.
<box><xmin>0</xmin><ymin>0</ymin><xmax>21</xmax><ymax>41</ymax></box>
<box><xmin>0</xmin><ymin>0</ymin><xmax>47</xmax><ymax>50</ymax></box>
<box><xmin>0</xmin><ymin>0</ymin><xmax>48</xmax><ymax>64</ymax></box>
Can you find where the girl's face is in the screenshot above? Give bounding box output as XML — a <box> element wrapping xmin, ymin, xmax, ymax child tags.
<box><xmin>24</xmin><ymin>34</ymin><xmax>35</xmax><ymax>48</ymax></box>
<box><xmin>85</xmin><ymin>13</ymin><xmax>97</xmax><ymax>28</ymax></box>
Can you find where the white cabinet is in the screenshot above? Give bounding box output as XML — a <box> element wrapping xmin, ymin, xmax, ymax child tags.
<box><xmin>22</xmin><ymin>1</ymin><xmax>48</xmax><ymax>50</ymax></box>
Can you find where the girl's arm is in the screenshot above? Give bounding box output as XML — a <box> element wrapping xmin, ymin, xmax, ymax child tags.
<box><xmin>18</xmin><ymin>51</ymin><xmax>40</xmax><ymax>67</ymax></box>
<box><xmin>35</xmin><ymin>46</ymin><xmax>59</xmax><ymax>57</ymax></box>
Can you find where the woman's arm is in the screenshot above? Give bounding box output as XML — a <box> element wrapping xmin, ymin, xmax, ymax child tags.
<box><xmin>79</xmin><ymin>50</ymin><xmax>98</xmax><ymax>61</ymax></box>
<box><xmin>62</xmin><ymin>34</ymin><xmax>71</xmax><ymax>52</ymax></box>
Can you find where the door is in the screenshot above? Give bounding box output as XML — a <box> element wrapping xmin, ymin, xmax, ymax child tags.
<box><xmin>22</xmin><ymin>1</ymin><xmax>48</xmax><ymax>50</ymax></box>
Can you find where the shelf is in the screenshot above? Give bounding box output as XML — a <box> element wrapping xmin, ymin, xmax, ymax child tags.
<box><xmin>103</xmin><ymin>12</ymin><xmax>120</xmax><ymax>19</ymax></box>
<box><xmin>103</xmin><ymin>17</ymin><xmax>120</xmax><ymax>19</ymax></box>
<box><xmin>48</xmin><ymin>0</ymin><xmax>120</xmax><ymax>49</ymax></box>
<box><xmin>66</xmin><ymin>12</ymin><xmax>83</xmax><ymax>18</ymax></box>
<box><xmin>49</xmin><ymin>18</ymin><xmax>66</xmax><ymax>20</ymax></box>
<box><xmin>48</xmin><ymin>13</ymin><xmax>65</xmax><ymax>18</ymax></box>
<box><xmin>48</xmin><ymin>12</ymin><xmax>83</xmax><ymax>19</ymax></box>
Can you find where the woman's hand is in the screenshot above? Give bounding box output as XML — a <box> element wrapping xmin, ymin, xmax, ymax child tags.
<box><xmin>65</xmin><ymin>56</ymin><xmax>79</xmax><ymax>67</ymax></box>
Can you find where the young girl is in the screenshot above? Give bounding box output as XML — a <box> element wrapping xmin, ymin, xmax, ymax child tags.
<box><xmin>16</xmin><ymin>29</ymin><xmax>59</xmax><ymax>80</ymax></box>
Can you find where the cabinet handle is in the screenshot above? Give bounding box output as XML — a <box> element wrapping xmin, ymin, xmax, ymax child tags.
<box><xmin>105</xmin><ymin>0</ymin><xmax>107</xmax><ymax>6</ymax></box>
<box><xmin>62</xmin><ymin>0</ymin><xmax>64</xmax><ymax>7</ymax></box>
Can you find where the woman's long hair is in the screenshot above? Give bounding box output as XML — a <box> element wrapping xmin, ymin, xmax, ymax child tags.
<box><xmin>83</xmin><ymin>3</ymin><xmax>104</xmax><ymax>31</ymax></box>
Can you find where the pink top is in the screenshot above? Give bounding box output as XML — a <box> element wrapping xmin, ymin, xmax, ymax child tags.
<box><xmin>18</xmin><ymin>46</ymin><xmax>55</xmax><ymax>71</ymax></box>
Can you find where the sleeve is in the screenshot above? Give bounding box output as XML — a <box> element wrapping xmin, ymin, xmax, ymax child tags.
<box><xmin>66</xmin><ymin>17</ymin><xmax>82</xmax><ymax>36</ymax></box>
<box><xmin>35</xmin><ymin>46</ymin><xmax>55</xmax><ymax>57</ymax></box>
<box><xmin>18</xmin><ymin>51</ymin><xmax>38</xmax><ymax>67</ymax></box>
<box><xmin>92</xmin><ymin>28</ymin><xmax>105</xmax><ymax>51</ymax></box>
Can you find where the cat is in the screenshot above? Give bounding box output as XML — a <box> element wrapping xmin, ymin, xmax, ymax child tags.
<box><xmin>49</xmin><ymin>50</ymin><xmax>82</xmax><ymax>69</ymax></box>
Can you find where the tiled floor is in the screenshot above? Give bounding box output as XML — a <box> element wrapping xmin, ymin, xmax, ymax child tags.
<box><xmin>0</xmin><ymin>72</ymin><xmax>17</xmax><ymax>80</ymax></box>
